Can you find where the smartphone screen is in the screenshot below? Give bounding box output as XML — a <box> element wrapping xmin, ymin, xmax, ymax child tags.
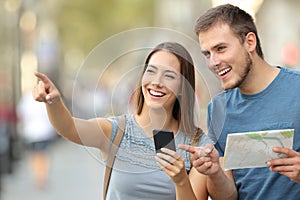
<box><xmin>153</xmin><ymin>129</ymin><xmax>176</xmax><ymax>153</ymax></box>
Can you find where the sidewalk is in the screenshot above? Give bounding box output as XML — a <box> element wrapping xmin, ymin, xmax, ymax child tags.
<box><xmin>1</xmin><ymin>139</ymin><xmax>104</xmax><ymax>200</ymax></box>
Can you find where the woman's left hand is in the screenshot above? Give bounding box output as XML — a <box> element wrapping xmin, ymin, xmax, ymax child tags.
<box><xmin>155</xmin><ymin>148</ymin><xmax>188</xmax><ymax>185</ymax></box>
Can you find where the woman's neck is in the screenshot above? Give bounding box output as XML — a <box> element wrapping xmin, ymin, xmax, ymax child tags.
<box><xmin>135</xmin><ymin>107</ymin><xmax>179</xmax><ymax>137</ymax></box>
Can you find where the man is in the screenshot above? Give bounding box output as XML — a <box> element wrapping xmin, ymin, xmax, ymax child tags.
<box><xmin>179</xmin><ymin>3</ymin><xmax>300</xmax><ymax>200</ymax></box>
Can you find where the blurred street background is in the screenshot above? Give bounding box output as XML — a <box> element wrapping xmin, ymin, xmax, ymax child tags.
<box><xmin>1</xmin><ymin>0</ymin><xmax>300</xmax><ymax>199</ymax></box>
<box><xmin>1</xmin><ymin>139</ymin><xmax>104</xmax><ymax>200</ymax></box>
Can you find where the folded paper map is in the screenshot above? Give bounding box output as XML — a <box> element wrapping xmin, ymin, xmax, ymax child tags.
<box><xmin>224</xmin><ymin>129</ymin><xmax>294</xmax><ymax>170</ymax></box>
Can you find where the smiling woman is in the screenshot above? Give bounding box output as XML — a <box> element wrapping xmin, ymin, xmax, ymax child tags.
<box><xmin>135</xmin><ymin>42</ymin><xmax>199</xmax><ymax>136</ymax></box>
<box><xmin>32</xmin><ymin>41</ymin><xmax>212</xmax><ymax>200</ymax></box>
<box><xmin>141</xmin><ymin>51</ymin><xmax>181</xmax><ymax>112</ymax></box>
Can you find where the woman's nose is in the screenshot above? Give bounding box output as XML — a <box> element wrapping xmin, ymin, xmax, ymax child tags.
<box><xmin>151</xmin><ymin>74</ymin><xmax>163</xmax><ymax>86</ymax></box>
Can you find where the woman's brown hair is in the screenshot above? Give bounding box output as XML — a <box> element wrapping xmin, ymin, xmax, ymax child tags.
<box><xmin>135</xmin><ymin>42</ymin><xmax>202</xmax><ymax>140</ymax></box>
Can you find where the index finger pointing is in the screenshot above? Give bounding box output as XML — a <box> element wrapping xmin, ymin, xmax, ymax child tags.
<box><xmin>178</xmin><ymin>144</ymin><xmax>196</xmax><ymax>153</ymax></box>
<box><xmin>34</xmin><ymin>72</ymin><xmax>51</xmax><ymax>85</ymax></box>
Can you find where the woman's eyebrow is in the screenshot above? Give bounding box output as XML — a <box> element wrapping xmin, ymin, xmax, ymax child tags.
<box><xmin>147</xmin><ymin>64</ymin><xmax>158</xmax><ymax>69</ymax></box>
<box><xmin>147</xmin><ymin>64</ymin><xmax>178</xmax><ymax>75</ymax></box>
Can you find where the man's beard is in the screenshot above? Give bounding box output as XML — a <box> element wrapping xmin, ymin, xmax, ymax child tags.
<box><xmin>232</xmin><ymin>51</ymin><xmax>253</xmax><ymax>89</ymax></box>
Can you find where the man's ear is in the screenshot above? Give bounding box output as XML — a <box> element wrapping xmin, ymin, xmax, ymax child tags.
<box><xmin>244</xmin><ymin>32</ymin><xmax>257</xmax><ymax>53</ymax></box>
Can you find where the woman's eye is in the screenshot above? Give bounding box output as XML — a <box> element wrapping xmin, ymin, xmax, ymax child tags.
<box><xmin>146</xmin><ymin>69</ymin><xmax>155</xmax><ymax>73</ymax></box>
<box><xmin>165</xmin><ymin>74</ymin><xmax>175</xmax><ymax>79</ymax></box>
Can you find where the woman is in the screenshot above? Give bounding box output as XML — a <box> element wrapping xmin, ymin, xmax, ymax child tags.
<box><xmin>33</xmin><ymin>42</ymin><xmax>211</xmax><ymax>199</ymax></box>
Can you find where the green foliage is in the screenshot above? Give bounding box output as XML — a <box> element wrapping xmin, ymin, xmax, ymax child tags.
<box><xmin>56</xmin><ymin>0</ymin><xmax>154</xmax><ymax>55</ymax></box>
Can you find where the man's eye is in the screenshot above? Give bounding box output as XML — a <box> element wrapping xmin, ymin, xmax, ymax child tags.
<box><xmin>202</xmin><ymin>52</ymin><xmax>210</xmax><ymax>58</ymax></box>
<box><xmin>217</xmin><ymin>46</ymin><xmax>225</xmax><ymax>51</ymax></box>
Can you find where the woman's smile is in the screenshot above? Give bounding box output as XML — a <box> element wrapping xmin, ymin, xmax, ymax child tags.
<box><xmin>148</xmin><ymin>89</ymin><xmax>166</xmax><ymax>98</ymax></box>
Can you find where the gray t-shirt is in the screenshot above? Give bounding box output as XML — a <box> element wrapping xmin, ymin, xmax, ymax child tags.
<box><xmin>105</xmin><ymin>114</ymin><xmax>211</xmax><ymax>200</ymax></box>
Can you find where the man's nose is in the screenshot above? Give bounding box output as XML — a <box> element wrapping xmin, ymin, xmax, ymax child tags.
<box><xmin>209</xmin><ymin>53</ymin><xmax>221</xmax><ymax>68</ymax></box>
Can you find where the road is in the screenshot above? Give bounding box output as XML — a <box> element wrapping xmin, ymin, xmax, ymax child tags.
<box><xmin>1</xmin><ymin>139</ymin><xmax>105</xmax><ymax>200</ymax></box>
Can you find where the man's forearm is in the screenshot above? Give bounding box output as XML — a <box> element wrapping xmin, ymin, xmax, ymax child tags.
<box><xmin>207</xmin><ymin>169</ymin><xmax>237</xmax><ymax>200</ymax></box>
